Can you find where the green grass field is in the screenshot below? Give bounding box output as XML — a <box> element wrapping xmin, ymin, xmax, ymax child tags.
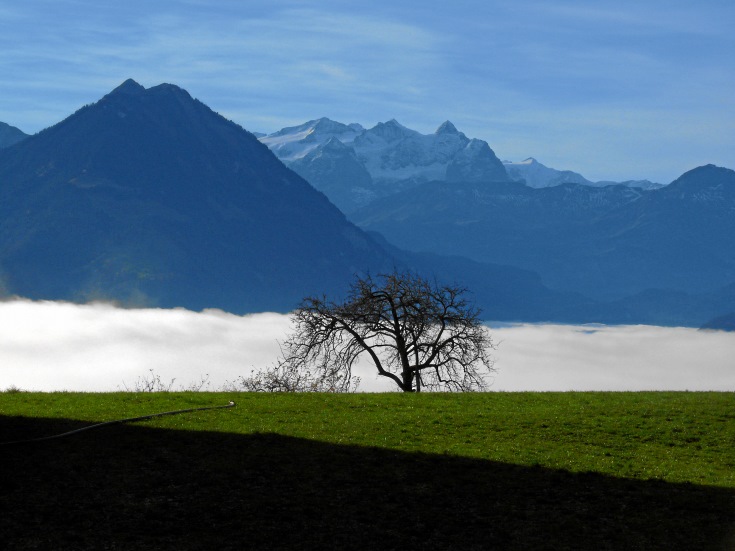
<box><xmin>2</xmin><ymin>392</ymin><xmax>735</xmax><ymax>549</ymax></box>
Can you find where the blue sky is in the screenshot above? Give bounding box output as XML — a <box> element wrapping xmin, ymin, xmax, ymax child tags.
<box><xmin>1</xmin><ymin>0</ymin><xmax>733</xmax><ymax>183</ymax></box>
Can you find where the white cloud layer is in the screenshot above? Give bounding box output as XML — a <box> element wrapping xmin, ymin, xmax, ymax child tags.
<box><xmin>0</xmin><ymin>300</ymin><xmax>733</xmax><ymax>393</ymax></box>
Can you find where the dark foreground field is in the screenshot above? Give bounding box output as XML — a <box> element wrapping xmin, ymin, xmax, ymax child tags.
<box><xmin>2</xmin><ymin>393</ymin><xmax>735</xmax><ymax>550</ymax></box>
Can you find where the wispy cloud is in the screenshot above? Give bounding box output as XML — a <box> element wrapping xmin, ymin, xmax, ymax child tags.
<box><xmin>1</xmin><ymin>301</ymin><xmax>732</xmax><ymax>392</ymax></box>
<box><xmin>0</xmin><ymin>1</ymin><xmax>733</xmax><ymax>182</ymax></box>
<box><xmin>0</xmin><ymin>3</ymin><xmax>447</xmax><ymax>133</ymax></box>
<box><xmin>533</xmin><ymin>1</ymin><xmax>733</xmax><ymax>36</ymax></box>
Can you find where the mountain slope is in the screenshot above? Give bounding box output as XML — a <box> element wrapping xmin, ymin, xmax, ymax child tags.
<box><xmin>0</xmin><ymin>79</ymin><xmax>392</xmax><ymax>312</ymax></box>
<box><xmin>700</xmin><ymin>312</ymin><xmax>735</xmax><ymax>332</ymax></box>
<box><xmin>350</xmin><ymin>166</ymin><xmax>735</xmax><ymax>303</ymax></box>
<box><xmin>0</xmin><ymin>122</ymin><xmax>29</xmax><ymax>149</ymax></box>
<box><xmin>288</xmin><ymin>137</ymin><xmax>376</xmax><ymax>212</ymax></box>
<box><xmin>366</xmin><ymin>231</ymin><xmax>598</xmax><ymax>322</ymax></box>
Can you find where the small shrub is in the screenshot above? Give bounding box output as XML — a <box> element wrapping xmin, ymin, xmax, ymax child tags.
<box><xmin>120</xmin><ymin>369</ymin><xmax>176</xmax><ymax>392</ymax></box>
<box><xmin>229</xmin><ymin>363</ymin><xmax>360</xmax><ymax>393</ymax></box>
<box><xmin>119</xmin><ymin>371</ymin><xmax>212</xmax><ymax>392</ymax></box>
<box><xmin>182</xmin><ymin>373</ymin><xmax>211</xmax><ymax>392</ymax></box>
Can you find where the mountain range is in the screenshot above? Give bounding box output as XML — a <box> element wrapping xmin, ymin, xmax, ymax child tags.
<box><xmin>259</xmin><ymin>115</ymin><xmax>734</xmax><ymax>325</ymax></box>
<box><xmin>349</xmin><ymin>164</ymin><xmax>735</xmax><ymax>324</ymax></box>
<box><xmin>0</xmin><ymin>80</ymin><xmax>732</xmax><ymax>326</ymax></box>
<box><xmin>0</xmin><ymin>80</ymin><xmax>585</xmax><ymax>319</ymax></box>
<box><xmin>259</xmin><ymin>118</ymin><xmax>663</xmax><ymax>212</ymax></box>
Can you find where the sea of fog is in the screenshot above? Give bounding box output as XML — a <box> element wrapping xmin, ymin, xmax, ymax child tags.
<box><xmin>0</xmin><ymin>299</ymin><xmax>733</xmax><ymax>392</ymax></box>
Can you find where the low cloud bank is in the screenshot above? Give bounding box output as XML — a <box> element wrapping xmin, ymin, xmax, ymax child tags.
<box><xmin>487</xmin><ymin>323</ymin><xmax>734</xmax><ymax>391</ymax></box>
<box><xmin>0</xmin><ymin>300</ymin><xmax>733</xmax><ymax>392</ymax></box>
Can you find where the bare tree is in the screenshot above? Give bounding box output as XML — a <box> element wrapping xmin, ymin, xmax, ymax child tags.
<box><xmin>278</xmin><ymin>271</ymin><xmax>495</xmax><ymax>392</ymax></box>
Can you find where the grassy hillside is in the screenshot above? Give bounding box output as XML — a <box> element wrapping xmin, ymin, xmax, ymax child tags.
<box><xmin>2</xmin><ymin>392</ymin><xmax>735</xmax><ymax>549</ymax></box>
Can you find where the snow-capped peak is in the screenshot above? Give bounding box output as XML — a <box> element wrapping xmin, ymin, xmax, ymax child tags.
<box><xmin>465</xmin><ymin>138</ymin><xmax>489</xmax><ymax>151</ymax></box>
<box><xmin>503</xmin><ymin>157</ymin><xmax>538</xmax><ymax>166</ymax></box>
<box><xmin>503</xmin><ymin>157</ymin><xmax>590</xmax><ymax>188</ymax></box>
<box><xmin>262</xmin><ymin>116</ymin><xmax>506</xmax><ymax>188</ymax></box>
<box><xmin>364</xmin><ymin>119</ymin><xmax>417</xmax><ymax>142</ymax></box>
<box><xmin>265</xmin><ymin>117</ymin><xmax>348</xmax><ymax>139</ymax></box>
<box><xmin>310</xmin><ymin>117</ymin><xmax>363</xmax><ymax>135</ymax></box>
<box><xmin>435</xmin><ymin>120</ymin><xmax>459</xmax><ymax>135</ymax></box>
<box><xmin>259</xmin><ymin>117</ymin><xmax>363</xmax><ymax>161</ymax></box>
<box><xmin>321</xmin><ymin>136</ymin><xmax>350</xmax><ymax>151</ymax></box>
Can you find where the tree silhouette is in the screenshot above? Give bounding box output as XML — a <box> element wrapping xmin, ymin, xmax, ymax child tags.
<box><xmin>277</xmin><ymin>271</ymin><xmax>495</xmax><ymax>392</ymax></box>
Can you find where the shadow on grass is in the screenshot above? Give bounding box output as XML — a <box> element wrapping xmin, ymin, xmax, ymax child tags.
<box><xmin>1</xmin><ymin>415</ymin><xmax>734</xmax><ymax>551</ymax></box>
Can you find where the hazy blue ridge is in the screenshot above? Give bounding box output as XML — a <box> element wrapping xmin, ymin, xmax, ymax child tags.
<box><xmin>349</xmin><ymin>166</ymin><xmax>735</xmax><ymax>325</ymax></box>
<box><xmin>0</xmin><ymin>122</ymin><xmax>29</xmax><ymax>149</ymax></box>
<box><xmin>700</xmin><ymin>312</ymin><xmax>735</xmax><ymax>332</ymax></box>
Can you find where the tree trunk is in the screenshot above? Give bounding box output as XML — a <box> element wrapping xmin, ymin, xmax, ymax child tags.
<box><xmin>401</xmin><ymin>370</ymin><xmax>414</xmax><ymax>392</ymax></box>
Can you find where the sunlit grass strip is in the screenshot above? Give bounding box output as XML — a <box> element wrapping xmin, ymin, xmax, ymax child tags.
<box><xmin>2</xmin><ymin>391</ymin><xmax>733</xmax><ymax>487</ymax></box>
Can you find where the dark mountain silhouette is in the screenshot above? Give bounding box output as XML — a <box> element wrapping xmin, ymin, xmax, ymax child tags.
<box><xmin>0</xmin><ymin>121</ymin><xmax>28</xmax><ymax>149</ymax></box>
<box><xmin>0</xmin><ymin>79</ymin><xmax>395</xmax><ymax>311</ymax></box>
<box><xmin>351</xmin><ymin>165</ymin><xmax>735</xmax><ymax>307</ymax></box>
<box><xmin>597</xmin><ymin>281</ymin><xmax>735</xmax><ymax>326</ymax></box>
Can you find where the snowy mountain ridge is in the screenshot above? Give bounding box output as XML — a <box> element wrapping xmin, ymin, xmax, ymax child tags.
<box><xmin>503</xmin><ymin>157</ymin><xmax>663</xmax><ymax>190</ymax></box>
<box><xmin>260</xmin><ymin>117</ymin><xmax>365</xmax><ymax>162</ymax></box>
<box><xmin>259</xmin><ymin>117</ymin><xmax>508</xmax><ymax>211</ymax></box>
<box><xmin>260</xmin><ymin>118</ymin><xmax>663</xmax><ymax>210</ymax></box>
<box><xmin>261</xmin><ymin>116</ymin><xmax>485</xmax><ymax>180</ymax></box>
